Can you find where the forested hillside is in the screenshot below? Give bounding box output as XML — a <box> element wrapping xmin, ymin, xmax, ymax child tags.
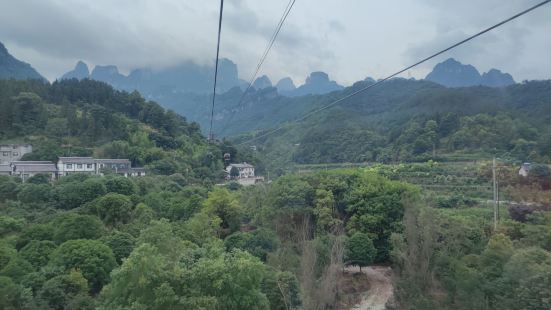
<box><xmin>0</xmin><ymin>79</ymin><xmax>228</xmax><ymax>181</ymax></box>
<box><xmin>232</xmin><ymin>79</ymin><xmax>551</xmax><ymax>167</ymax></box>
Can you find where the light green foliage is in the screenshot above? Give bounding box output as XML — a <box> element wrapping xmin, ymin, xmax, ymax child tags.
<box><xmin>50</xmin><ymin>239</ymin><xmax>116</xmax><ymax>293</ymax></box>
<box><xmin>203</xmin><ymin>188</ymin><xmax>242</xmax><ymax>233</ymax></box>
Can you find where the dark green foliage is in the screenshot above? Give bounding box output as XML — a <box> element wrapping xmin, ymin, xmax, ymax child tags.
<box><xmin>16</xmin><ymin>224</ymin><xmax>54</xmax><ymax>250</ymax></box>
<box><xmin>50</xmin><ymin>239</ymin><xmax>116</xmax><ymax>293</ymax></box>
<box><xmin>0</xmin><ymin>276</ymin><xmax>37</xmax><ymax>310</ymax></box>
<box><xmin>100</xmin><ymin>232</ymin><xmax>135</xmax><ymax>264</ymax></box>
<box><xmin>17</xmin><ymin>184</ymin><xmax>54</xmax><ymax>204</ymax></box>
<box><xmin>345</xmin><ymin>232</ymin><xmax>376</xmax><ymax>267</ymax></box>
<box><xmin>38</xmin><ymin>270</ymin><xmax>88</xmax><ymax>310</ymax></box>
<box><xmin>55</xmin><ymin>178</ymin><xmax>107</xmax><ymax>209</ymax></box>
<box><xmin>88</xmin><ymin>193</ymin><xmax>133</xmax><ymax>228</ymax></box>
<box><xmin>53</xmin><ymin>214</ymin><xmax>104</xmax><ymax>244</ymax></box>
<box><xmin>0</xmin><ymin>256</ymin><xmax>34</xmax><ymax>282</ymax></box>
<box><xmin>104</xmin><ymin>177</ymin><xmax>136</xmax><ymax>196</ymax></box>
<box><xmin>19</xmin><ymin>241</ymin><xmax>56</xmax><ymax>270</ymax></box>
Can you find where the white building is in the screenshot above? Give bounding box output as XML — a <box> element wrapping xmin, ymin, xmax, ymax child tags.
<box><xmin>226</xmin><ymin>163</ymin><xmax>255</xmax><ymax>179</ymax></box>
<box><xmin>56</xmin><ymin>157</ymin><xmax>145</xmax><ymax>178</ymax></box>
<box><xmin>519</xmin><ymin>162</ymin><xmax>531</xmax><ymax>177</ymax></box>
<box><xmin>0</xmin><ymin>144</ymin><xmax>32</xmax><ymax>164</ymax></box>
<box><xmin>57</xmin><ymin>157</ymin><xmax>96</xmax><ymax>176</ymax></box>
<box><xmin>0</xmin><ymin>164</ymin><xmax>11</xmax><ymax>176</ymax></box>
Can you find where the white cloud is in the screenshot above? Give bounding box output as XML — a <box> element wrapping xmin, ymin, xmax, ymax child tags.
<box><xmin>0</xmin><ymin>0</ymin><xmax>549</xmax><ymax>83</ymax></box>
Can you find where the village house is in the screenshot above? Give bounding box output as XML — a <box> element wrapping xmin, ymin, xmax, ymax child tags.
<box><xmin>226</xmin><ymin>163</ymin><xmax>255</xmax><ymax>179</ymax></box>
<box><xmin>11</xmin><ymin>162</ymin><xmax>57</xmax><ymax>181</ymax></box>
<box><xmin>0</xmin><ymin>144</ymin><xmax>32</xmax><ymax>164</ymax></box>
<box><xmin>519</xmin><ymin>162</ymin><xmax>531</xmax><ymax>177</ymax></box>
<box><xmin>57</xmin><ymin>157</ymin><xmax>96</xmax><ymax>176</ymax></box>
<box><xmin>0</xmin><ymin>164</ymin><xmax>11</xmax><ymax>176</ymax></box>
<box><xmin>225</xmin><ymin>162</ymin><xmax>264</xmax><ymax>186</ymax></box>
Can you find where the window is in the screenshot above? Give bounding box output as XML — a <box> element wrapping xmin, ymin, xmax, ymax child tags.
<box><xmin>13</xmin><ymin>152</ymin><xmax>18</xmax><ymax>156</ymax></box>
<box><xmin>87</xmin><ymin>164</ymin><xmax>93</xmax><ymax>169</ymax></box>
<box><xmin>66</xmin><ymin>164</ymin><xmax>72</xmax><ymax>169</ymax></box>
<box><xmin>2</xmin><ymin>152</ymin><xmax>9</xmax><ymax>156</ymax></box>
<box><xmin>77</xmin><ymin>164</ymin><xmax>83</xmax><ymax>169</ymax></box>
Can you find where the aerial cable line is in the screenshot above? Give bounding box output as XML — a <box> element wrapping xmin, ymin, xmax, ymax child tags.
<box><xmin>208</xmin><ymin>0</ymin><xmax>224</xmax><ymax>141</ymax></box>
<box><xmin>218</xmin><ymin>0</ymin><xmax>296</xmax><ymax>135</ymax></box>
<box><xmin>237</xmin><ymin>0</ymin><xmax>551</xmax><ymax>146</ymax></box>
<box><xmin>240</xmin><ymin>0</ymin><xmax>296</xmax><ymax>100</ymax></box>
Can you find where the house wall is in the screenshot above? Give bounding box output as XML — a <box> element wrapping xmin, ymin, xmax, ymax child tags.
<box><xmin>0</xmin><ymin>145</ymin><xmax>33</xmax><ymax>164</ymax></box>
<box><xmin>57</xmin><ymin>160</ymin><xmax>96</xmax><ymax>176</ymax></box>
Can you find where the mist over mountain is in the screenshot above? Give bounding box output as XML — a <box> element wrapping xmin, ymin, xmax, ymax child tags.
<box><xmin>60</xmin><ymin>60</ymin><xmax>89</xmax><ymax>80</ymax></box>
<box><xmin>0</xmin><ymin>42</ymin><xmax>45</xmax><ymax>81</ymax></box>
<box><xmin>252</xmin><ymin>75</ymin><xmax>272</xmax><ymax>90</ymax></box>
<box><xmin>425</xmin><ymin>58</ymin><xmax>515</xmax><ymax>87</ymax></box>
<box><xmin>275</xmin><ymin>77</ymin><xmax>296</xmax><ymax>94</ymax></box>
<box><xmin>290</xmin><ymin>71</ymin><xmax>344</xmax><ymax>97</ymax></box>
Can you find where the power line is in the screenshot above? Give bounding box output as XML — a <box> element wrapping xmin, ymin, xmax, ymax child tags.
<box><xmin>218</xmin><ymin>0</ymin><xmax>296</xmax><ymax>136</ymax></box>
<box><xmin>237</xmin><ymin>0</ymin><xmax>551</xmax><ymax>146</ymax></box>
<box><xmin>208</xmin><ymin>0</ymin><xmax>225</xmax><ymax>141</ymax></box>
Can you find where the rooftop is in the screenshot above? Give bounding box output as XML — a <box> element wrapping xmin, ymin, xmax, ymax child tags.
<box><xmin>58</xmin><ymin>157</ymin><xmax>95</xmax><ymax>164</ymax></box>
<box><xmin>229</xmin><ymin>163</ymin><xmax>254</xmax><ymax>168</ymax></box>
<box><xmin>95</xmin><ymin>159</ymin><xmax>131</xmax><ymax>164</ymax></box>
<box><xmin>13</xmin><ymin>163</ymin><xmax>57</xmax><ymax>172</ymax></box>
<box><xmin>0</xmin><ymin>165</ymin><xmax>11</xmax><ymax>172</ymax></box>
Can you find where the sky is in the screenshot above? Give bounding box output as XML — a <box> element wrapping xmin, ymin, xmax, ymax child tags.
<box><xmin>0</xmin><ymin>0</ymin><xmax>550</xmax><ymax>85</ymax></box>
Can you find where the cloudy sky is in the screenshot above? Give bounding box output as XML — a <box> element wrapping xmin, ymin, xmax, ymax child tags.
<box><xmin>1</xmin><ymin>0</ymin><xmax>550</xmax><ymax>85</ymax></box>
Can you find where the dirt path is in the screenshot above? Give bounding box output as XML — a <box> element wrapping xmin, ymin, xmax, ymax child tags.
<box><xmin>344</xmin><ymin>266</ymin><xmax>394</xmax><ymax>310</ymax></box>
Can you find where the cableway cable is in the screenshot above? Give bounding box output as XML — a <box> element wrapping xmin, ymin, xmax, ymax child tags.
<box><xmin>209</xmin><ymin>0</ymin><xmax>225</xmax><ymax>141</ymax></box>
<box><xmin>237</xmin><ymin>0</ymin><xmax>551</xmax><ymax>146</ymax></box>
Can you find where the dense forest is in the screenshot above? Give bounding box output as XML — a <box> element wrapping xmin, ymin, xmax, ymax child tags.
<box><xmin>0</xmin><ymin>79</ymin><xmax>244</xmax><ymax>181</ymax></box>
<box><xmin>1</xmin><ymin>76</ymin><xmax>550</xmax><ymax>309</ymax></box>
<box><xmin>228</xmin><ymin>79</ymin><xmax>551</xmax><ymax>168</ymax></box>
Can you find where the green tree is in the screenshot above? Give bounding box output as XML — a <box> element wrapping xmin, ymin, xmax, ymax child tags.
<box><xmin>56</xmin><ymin>178</ymin><xmax>106</xmax><ymax>209</ymax></box>
<box><xmin>0</xmin><ymin>256</ymin><xmax>34</xmax><ymax>282</ymax></box>
<box><xmin>89</xmin><ymin>193</ymin><xmax>133</xmax><ymax>228</ymax></box>
<box><xmin>50</xmin><ymin>239</ymin><xmax>116</xmax><ymax>293</ymax></box>
<box><xmin>38</xmin><ymin>270</ymin><xmax>88</xmax><ymax>310</ymax></box>
<box><xmin>0</xmin><ymin>276</ymin><xmax>36</xmax><ymax>310</ymax></box>
<box><xmin>53</xmin><ymin>214</ymin><xmax>105</xmax><ymax>244</ymax></box>
<box><xmin>105</xmin><ymin>177</ymin><xmax>136</xmax><ymax>196</ymax></box>
<box><xmin>345</xmin><ymin>232</ymin><xmax>376</xmax><ymax>270</ymax></box>
<box><xmin>19</xmin><ymin>240</ymin><xmax>56</xmax><ymax>269</ymax></box>
<box><xmin>204</xmin><ymin>188</ymin><xmax>242</xmax><ymax>233</ymax></box>
<box><xmin>100</xmin><ymin>232</ymin><xmax>135</xmax><ymax>264</ymax></box>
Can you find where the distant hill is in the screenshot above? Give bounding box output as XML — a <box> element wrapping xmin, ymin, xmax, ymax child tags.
<box><xmin>0</xmin><ymin>78</ymin><xmax>225</xmax><ymax>179</ymax></box>
<box><xmin>425</xmin><ymin>58</ymin><xmax>515</xmax><ymax>87</ymax></box>
<box><xmin>225</xmin><ymin>78</ymin><xmax>551</xmax><ymax>166</ymax></box>
<box><xmin>289</xmin><ymin>71</ymin><xmax>344</xmax><ymax>97</ymax></box>
<box><xmin>0</xmin><ymin>42</ymin><xmax>45</xmax><ymax>81</ymax></box>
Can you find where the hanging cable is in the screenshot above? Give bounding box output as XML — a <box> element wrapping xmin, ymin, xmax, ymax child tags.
<box><xmin>237</xmin><ymin>0</ymin><xmax>551</xmax><ymax>146</ymax></box>
<box><xmin>218</xmin><ymin>0</ymin><xmax>297</xmax><ymax>136</ymax></box>
<box><xmin>208</xmin><ymin>0</ymin><xmax>224</xmax><ymax>141</ymax></box>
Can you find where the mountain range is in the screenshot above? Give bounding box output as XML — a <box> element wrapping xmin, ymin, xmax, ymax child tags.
<box><xmin>425</xmin><ymin>58</ymin><xmax>515</xmax><ymax>87</ymax></box>
<box><xmin>0</xmin><ymin>42</ymin><xmax>45</xmax><ymax>81</ymax></box>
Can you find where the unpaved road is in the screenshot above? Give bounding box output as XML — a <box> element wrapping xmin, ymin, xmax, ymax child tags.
<box><xmin>345</xmin><ymin>266</ymin><xmax>393</xmax><ymax>310</ymax></box>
